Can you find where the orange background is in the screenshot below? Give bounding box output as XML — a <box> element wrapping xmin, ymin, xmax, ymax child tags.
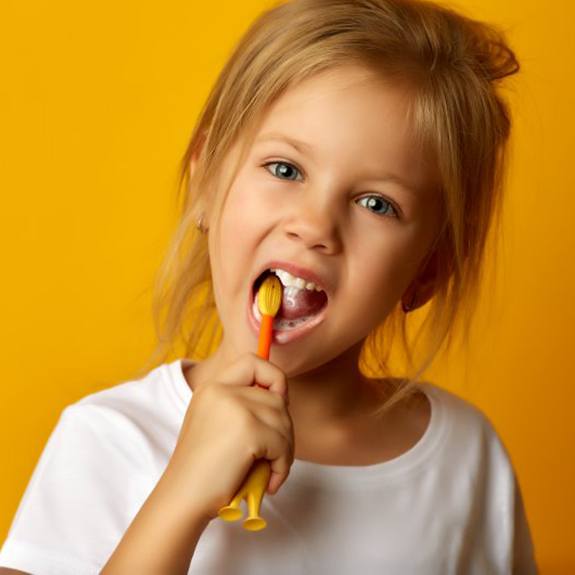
<box><xmin>1</xmin><ymin>1</ymin><xmax>573</xmax><ymax>572</ymax></box>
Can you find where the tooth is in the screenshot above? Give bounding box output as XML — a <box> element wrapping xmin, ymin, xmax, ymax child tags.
<box><xmin>269</xmin><ymin>267</ymin><xmax>323</xmax><ymax>292</ymax></box>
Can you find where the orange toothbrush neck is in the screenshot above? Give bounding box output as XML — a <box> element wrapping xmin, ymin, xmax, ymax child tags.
<box><xmin>257</xmin><ymin>314</ymin><xmax>274</xmax><ymax>360</ymax></box>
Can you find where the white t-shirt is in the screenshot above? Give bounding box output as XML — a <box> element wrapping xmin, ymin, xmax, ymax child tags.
<box><xmin>0</xmin><ymin>359</ymin><xmax>538</xmax><ymax>574</ymax></box>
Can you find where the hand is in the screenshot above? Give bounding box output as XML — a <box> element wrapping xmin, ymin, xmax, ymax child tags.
<box><xmin>161</xmin><ymin>352</ymin><xmax>294</xmax><ymax>521</ymax></box>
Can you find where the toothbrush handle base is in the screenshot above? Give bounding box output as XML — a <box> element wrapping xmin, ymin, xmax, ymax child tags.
<box><xmin>218</xmin><ymin>505</ymin><xmax>243</xmax><ymax>522</ymax></box>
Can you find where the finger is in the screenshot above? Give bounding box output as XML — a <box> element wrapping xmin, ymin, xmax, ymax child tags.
<box><xmin>267</xmin><ymin>471</ymin><xmax>285</xmax><ymax>495</ymax></box>
<box><xmin>218</xmin><ymin>353</ymin><xmax>289</xmax><ymax>402</ymax></box>
<box><xmin>236</xmin><ymin>385</ymin><xmax>289</xmax><ymax>412</ymax></box>
<box><xmin>266</xmin><ymin>438</ymin><xmax>294</xmax><ymax>495</ymax></box>
<box><xmin>246</xmin><ymin>402</ymin><xmax>293</xmax><ymax>449</ymax></box>
<box><xmin>245</xmin><ymin>426</ymin><xmax>293</xmax><ymax>495</ymax></box>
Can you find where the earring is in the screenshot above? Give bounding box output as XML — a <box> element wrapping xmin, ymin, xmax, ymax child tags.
<box><xmin>401</xmin><ymin>291</ymin><xmax>417</xmax><ymax>313</ymax></box>
<box><xmin>196</xmin><ymin>214</ymin><xmax>207</xmax><ymax>234</ymax></box>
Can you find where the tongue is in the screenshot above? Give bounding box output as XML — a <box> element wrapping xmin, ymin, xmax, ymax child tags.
<box><xmin>278</xmin><ymin>286</ymin><xmax>327</xmax><ymax>320</ymax></box>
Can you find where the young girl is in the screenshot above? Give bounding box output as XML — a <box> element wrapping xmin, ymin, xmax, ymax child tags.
<box><xmin>0</xmin><ymin>0</ymin><xmax>538</xmax><ymax>573</ymax></box>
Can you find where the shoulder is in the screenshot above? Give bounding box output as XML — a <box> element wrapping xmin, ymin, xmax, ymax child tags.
<box><xmin>419</xmin><ymin>382</ymin><xmax>538</xmax><ymax>572</ymax></box>
<box><xmin>421</xmin><ymin>380</ymin><xmax>503</xmax><ymax>436</ymax></box>
<box><xmin>48</xmin><ymin>361</ymin><xmax>183</xmax><ymax>470</ymax></box>
<box><xmin>419</xmin><ymin>381</ymin><xmax>515</xmax><ymax>474</ymax></box>
<box><xmin>0</xmin><ymin>362</ymin><xmax>188</xmax><ymax>575</ymax></box>
<box><xmin>2</xmin><ymin>363</ymin><xmax>180</xmax><ymax>531</ymax></box>
<box><xmin>72</xmin><ymin>361</ymin><xmax>174</xmax><ymax>414</ymax></box>
<box><xmin>70</xmin><ymin>361</ymin><xmax>181</xmax><ymax>432</ymax></box>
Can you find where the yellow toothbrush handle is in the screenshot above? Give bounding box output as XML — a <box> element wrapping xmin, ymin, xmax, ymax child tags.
<box><xmin>217</xmin><ymin>459</ymin><xmax>271</xmax><ymax>531</ymax></box>
<box><xmin>218</xmin><ymin>277</ymin><xmax>281</xmax><ymax>532</ymax></box>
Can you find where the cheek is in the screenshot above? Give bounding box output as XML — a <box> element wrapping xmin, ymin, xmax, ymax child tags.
<box><xmin>219</xmin><ymin>178</ymin><xmax>270</xmax><ymax>240</ymax></box>
<box><xmin>348</xmin><ymin>234</ymin><xmax>424</xmax><ymax>317</ymax></box>
<box><xmin>355</xmin><ymin>262</ymin><xmax>402</xmax><ymax>317</ymax></box>
<box><xmin>221</xmin><ymin>192</ymin><xmax>252</xmax><ymax>237</ymax></box>
<box><xmin>210</xmin><ymin>180</ymin><xmax>266</xmax><ymax>300</ymax></box>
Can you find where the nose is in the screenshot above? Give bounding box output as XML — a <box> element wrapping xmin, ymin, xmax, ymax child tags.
<box><xmin>283</xmin><ymin>193</ymin><xmax>342</xmax><ymax>254</ymax></box>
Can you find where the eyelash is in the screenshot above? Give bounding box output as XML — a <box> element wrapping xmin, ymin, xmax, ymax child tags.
<box><xmin>262</xmin><ymin>160</ymin><xmax>400</xmax><ymax>219</ymax></box>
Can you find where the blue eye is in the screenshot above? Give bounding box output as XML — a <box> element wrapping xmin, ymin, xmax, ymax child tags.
<box><xmin>263</xmin><ymin>161</ymin><xmax>399</xmax><ymax>219</ymax></box>
<box><xmin>356</xmin><ymin>195</ymin><xmax>399</xmax><ymax>218</ymax></box>
<box><xmin>264</xmin><ymin>161</ymin><xmax>303</xmax><ymax>181</ymax></box>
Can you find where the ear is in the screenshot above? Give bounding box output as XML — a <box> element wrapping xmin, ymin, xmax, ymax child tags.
<box><xmin>401</xmin><ymin>249</ymin><xmax>440</xmax><ymax>312</ymax></box>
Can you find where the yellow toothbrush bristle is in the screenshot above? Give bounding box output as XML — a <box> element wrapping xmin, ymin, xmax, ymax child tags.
<box><xmin>257</xmin><ymin>275</ymin><xmax>282</xmax><ymax>317</ymax></box>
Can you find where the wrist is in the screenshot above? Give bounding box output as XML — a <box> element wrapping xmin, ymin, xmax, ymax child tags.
<box><xmin>156</xmin><ymin>464</ymin><xmax>214</xmax><ymax>527</ymax></box>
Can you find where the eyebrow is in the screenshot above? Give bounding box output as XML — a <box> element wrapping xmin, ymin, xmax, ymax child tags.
<box><xmin>256</xmin><ymin>132</ymin><xmax>315</xmax><ymax>155</ymax></box>
<box><xmin>256</xmin><ymin>132</ymin><xmax>420</xmax><ymax>196</ymax></box>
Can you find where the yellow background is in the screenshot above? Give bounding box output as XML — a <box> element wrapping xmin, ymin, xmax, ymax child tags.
<box><xmin>0</xmin><ymin>0</ymin><xmax>573</xmax><ymax>572</ymax></box>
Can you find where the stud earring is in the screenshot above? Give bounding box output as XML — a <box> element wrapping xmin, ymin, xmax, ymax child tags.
<box><xmin>196</xmin><ymin>214</ymin><xmax>208</xmax><ymax>233</ymax></box>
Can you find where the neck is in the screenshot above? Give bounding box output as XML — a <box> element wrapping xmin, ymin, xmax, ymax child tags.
<box><xmin>182</xmin><ymin>338</ymin><xmax>430</xmax><ymax>467</ymax></box>
<box><xmin>186</xmin><ymin>338</ymin><xmax>386</xmax><ymax>429</ymax></box>
<box><xmin>283</xmin><ymin>340</ymin><xmax>373</xmax><ymax>424</ymax></box>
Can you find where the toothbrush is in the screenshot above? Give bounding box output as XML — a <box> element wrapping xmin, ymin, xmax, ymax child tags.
<box><xmin>217</xmin><ymin>274</ymin><xmax>283</xmax><ymax>531</ymax></box>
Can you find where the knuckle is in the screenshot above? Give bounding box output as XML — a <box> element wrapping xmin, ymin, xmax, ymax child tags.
<box><xmin>244</xmin><ymin>351</ymin><xmax>259</xmax><ymax>363</ymax></box>
<box><xmin>280</xmin><ymin>434</ymin><xmax>292</xmax><ymax>457</ymax></box>
<box><xmin>231</xmin><ymin>352</ymin><xmax>255</xmax><ymax>375</ymax></box>
<box><xmin>270</xmin><ymin>392</ymin><xmax>285</xmax><ymax>409</ymax></box>
<box><xmin>245</xmin><ymin>434</ymin><xmax>264</xmax><ymax>460</ymax></box>
<box><xmin>285</xmin><ymin>430</ymin><xmax>295</xmax><ymax>458</ymax></box>
<box><xmin>282</xmin><ymin>406</ymin><xmax>293</xmax><ymax>426</ymax></box>
<box><xmin>239</xmin><ymin>410</ymin><xmax>260</xmax><ymax>440</ymax></box>
<box><xmin>283</xmin><ymin>414</ymin><xmax>294</xmax><ymax>435</ymax></box>
<box><xmin>275</xmin><ymin>371</ymin><xmax>288</xmax><ymax>390</ymax></box>
<box><xmin>245</xmin><ymin>441</ymin><xmax>259</xmax><ymax>461</ymax></box>
<box><xmin>273</xmin><ymin>449</ymin><xmax>289</xmax><ymax>469</ymax></box>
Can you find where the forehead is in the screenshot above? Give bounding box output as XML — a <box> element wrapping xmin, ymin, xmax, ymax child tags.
<box><xmin>259</xmin><ymin>65</ymin><xmax>412</xmax><ymax>142</ymax></box>
<box><xmin>251</xmin><ymin>64</ymin><xmax>439</xmax><ymax>197</ymax></box>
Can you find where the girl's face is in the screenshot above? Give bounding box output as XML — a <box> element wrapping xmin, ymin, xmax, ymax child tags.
<box><xmin>208</xmin><ymin>63</ymin><xmax>442</xmax><ymax>377</ymax></box>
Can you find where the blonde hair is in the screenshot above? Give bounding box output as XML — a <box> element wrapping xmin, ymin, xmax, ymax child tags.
<box><xmin>136</xmin><ymin>0</ymin><xmax>519</xmax><ymax>415</ymax></box>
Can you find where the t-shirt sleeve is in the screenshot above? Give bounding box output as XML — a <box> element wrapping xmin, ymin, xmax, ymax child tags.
<box><xmin>0</xmin><ymin>403</ymin><xmax>154</xmax><ymax>575</ymax></box>
<box><xmin>511</xmin><ymin>474</ymin><xmax>539</xmax><ymax>574</ymax></box>
<box><xmin>480</xmin><ymin>412</ymin><xmax>539</xmax><ymax>575</ymax></box>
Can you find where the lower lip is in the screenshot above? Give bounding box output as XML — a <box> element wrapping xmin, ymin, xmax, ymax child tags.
<box><xmin>246</xmin><ymin>290</ymin><xmax>328</xmax><ymax>345</ymax></box>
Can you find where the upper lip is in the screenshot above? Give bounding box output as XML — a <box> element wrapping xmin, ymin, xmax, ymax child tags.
<box><xmin>250</xmin><ymin>260</ymin><xmax>332</xmax><ymax>296</ymax></box>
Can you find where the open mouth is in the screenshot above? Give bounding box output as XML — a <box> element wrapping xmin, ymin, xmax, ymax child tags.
<box><xmin>250</xmin><ymin>269</ymin><xmax>329</xmax><ymax>338</ymax></box>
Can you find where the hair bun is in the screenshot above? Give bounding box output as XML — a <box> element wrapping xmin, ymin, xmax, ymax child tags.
<box><xmin>468</xmin><ymin>21</ymin><xmax>520</xmax><ymax>83</ymax></box>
